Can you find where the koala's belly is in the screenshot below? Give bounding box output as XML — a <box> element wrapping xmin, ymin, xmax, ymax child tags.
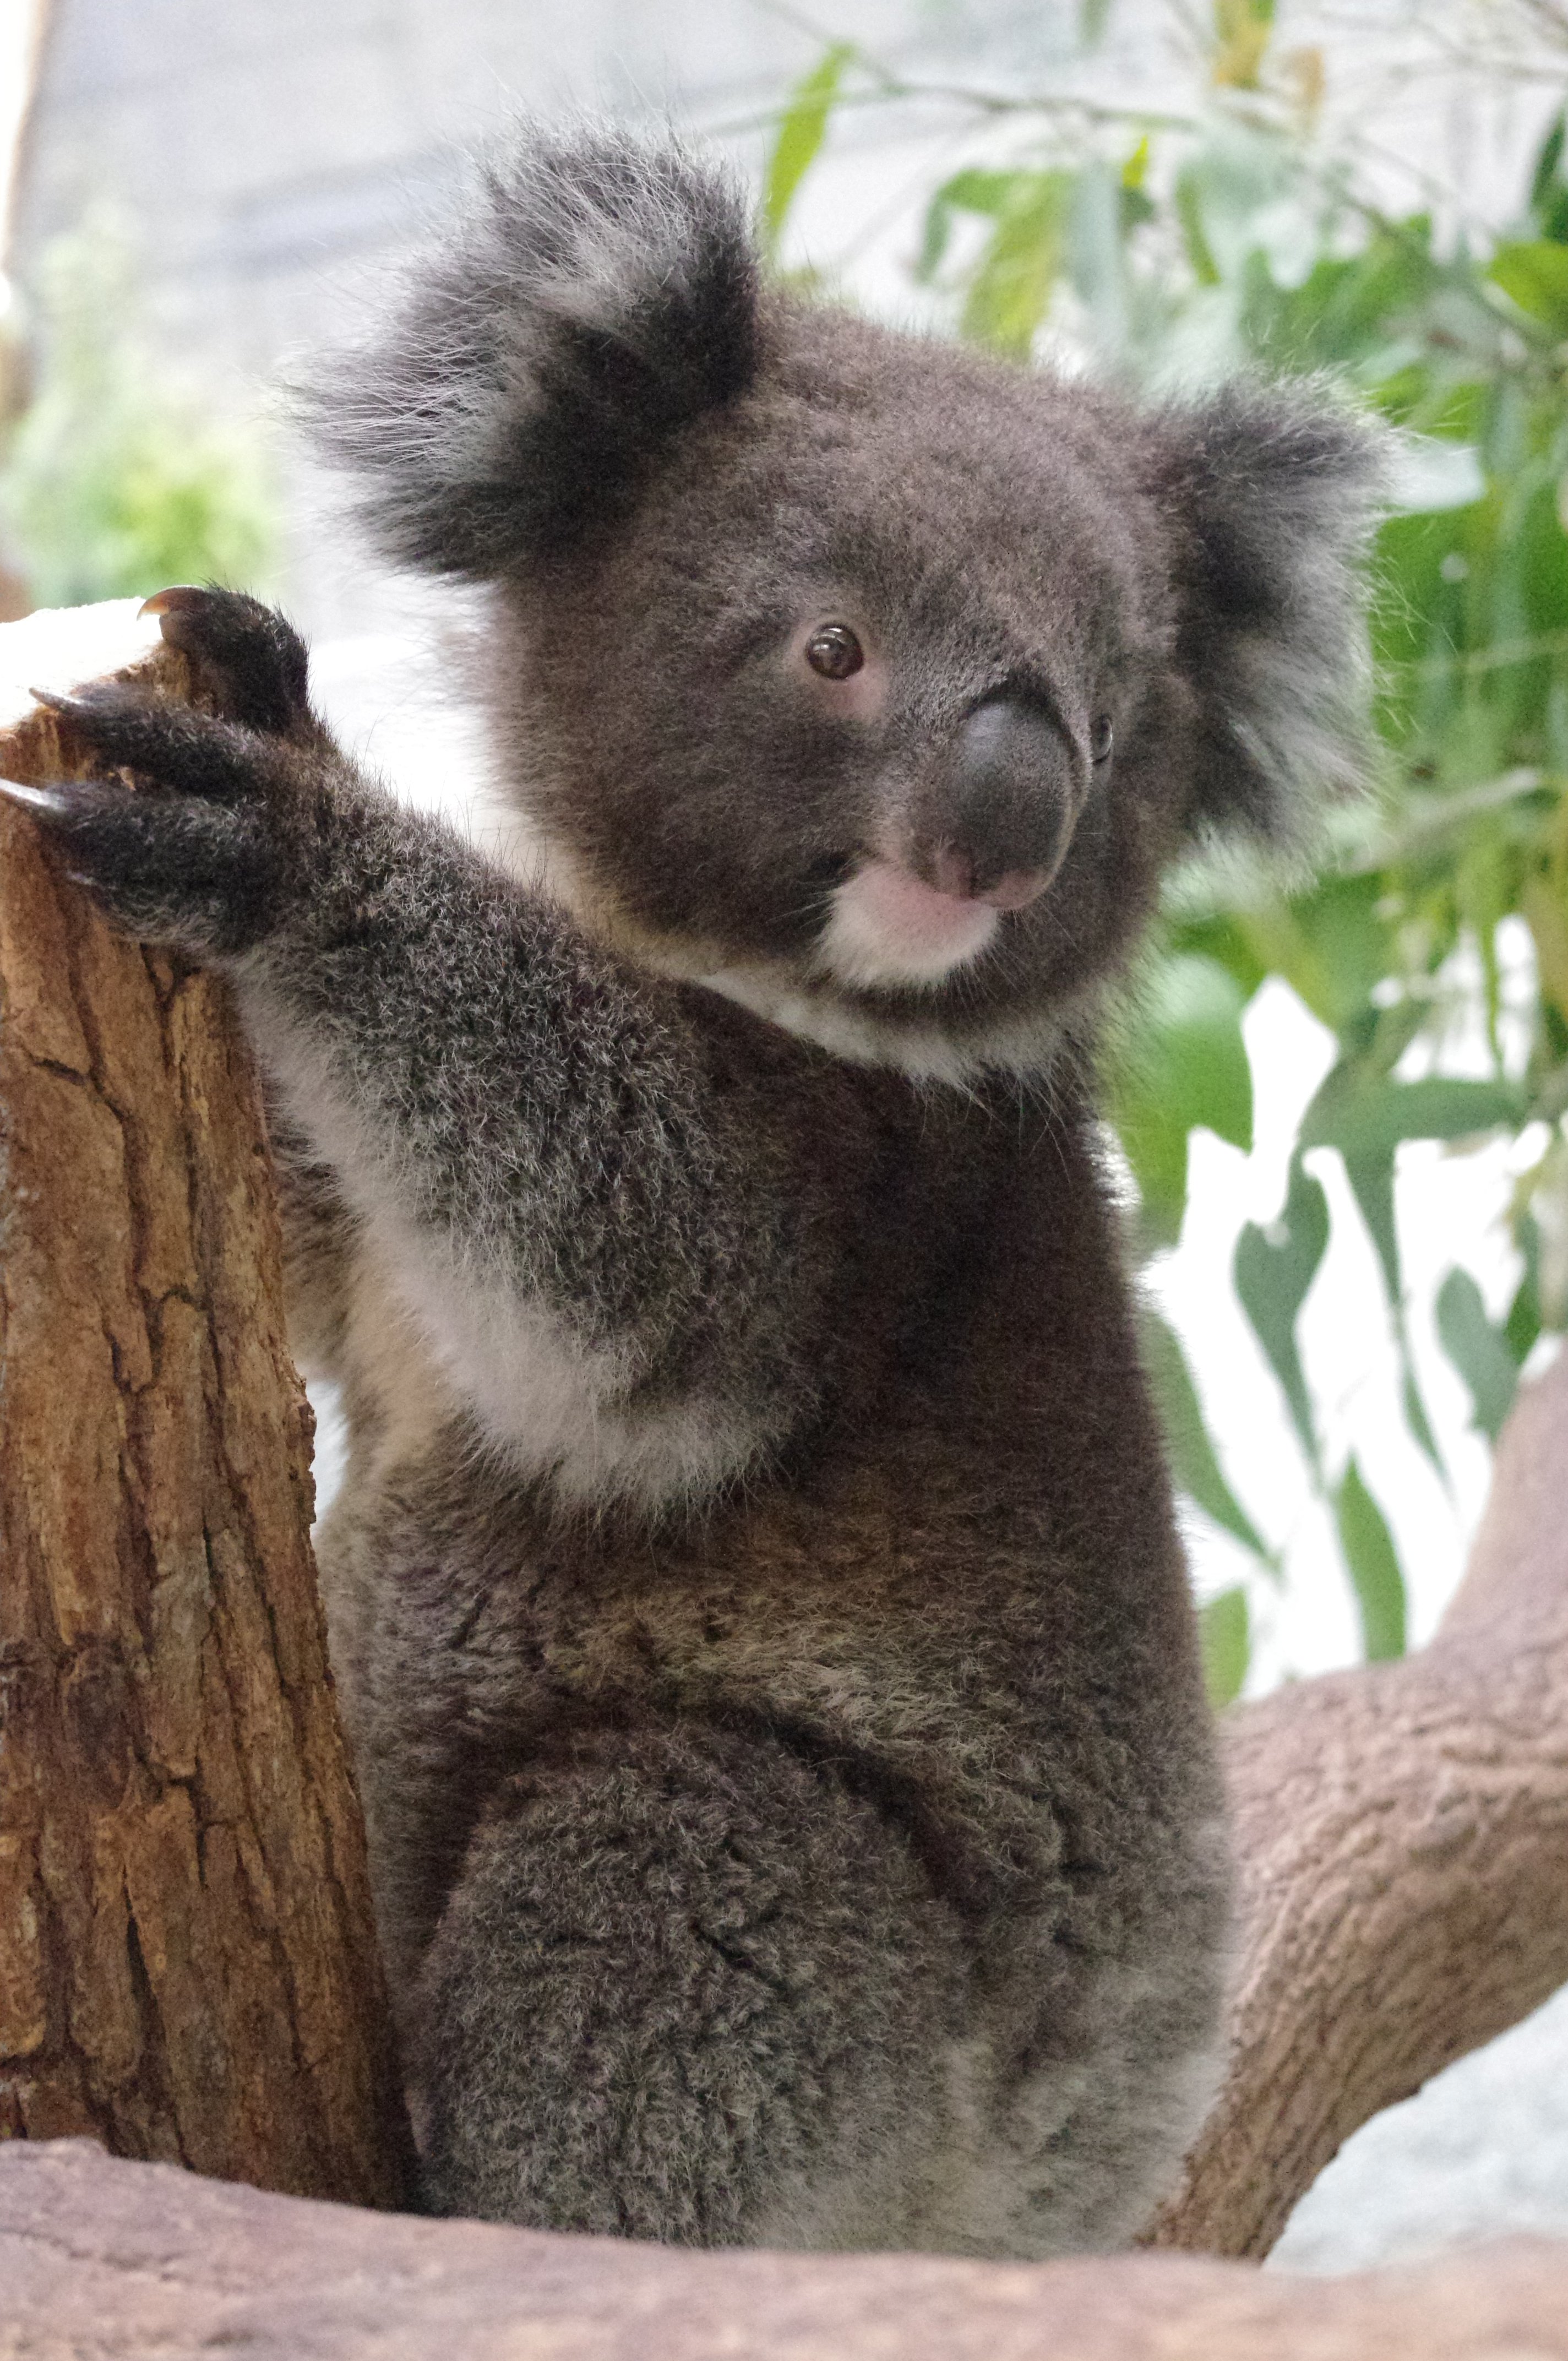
<box><xmin>318</xmin><ymin>1395</ymin><xmax>1223</xmax><ymax>2091</ymax></box>
<box><xmin>307</xmin><ymin>1270</ymin><xmax>1226</xmax><ymax>2254</ymax></box>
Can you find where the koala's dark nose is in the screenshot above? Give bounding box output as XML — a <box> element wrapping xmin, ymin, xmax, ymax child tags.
<box><xmin>922</xmin><ymin>697</ymin><xmax>1084</xmax><ymax>907</ymax></box>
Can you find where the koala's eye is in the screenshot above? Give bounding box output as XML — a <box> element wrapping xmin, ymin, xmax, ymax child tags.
<box><xmin>805</xmin><ymin>622</ymin><xmax>865</xmax><ymax>681</ymax></box>
<box><xmin>1090</xmin><ymin>715</ymin><xmax>1114</xmax><ymax>764</ymax></box>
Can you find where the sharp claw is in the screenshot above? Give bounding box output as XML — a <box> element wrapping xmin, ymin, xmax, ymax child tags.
<box><xmin>139</xmin><ymin>586</ymin><xmax>208</xmax><ymax>618</ymax></box>
<box><xmin>0</xmin><ymin>776</ymin><xmax>75</xmax><ymax>814</ymax></box>
<box><xmin>29</xmin><ymin>686</ymin><xmax>114</xmax><ymax>728</ymax></box>
<box><xmin>140</xmin><ymin>585</ymin><xmax>217</xmax><ymax>652</ymax></box>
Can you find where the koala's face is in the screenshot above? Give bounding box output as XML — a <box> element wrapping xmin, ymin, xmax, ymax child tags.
<box><xmin>488</xmin><ymin>317</ymin><xmax>1191</xmax><ymax>1069</ymax></box>
<box><xmin>314</xmin><ymin>130</ymin><xmax>1381</xmax><ymax>1075</ymax></box>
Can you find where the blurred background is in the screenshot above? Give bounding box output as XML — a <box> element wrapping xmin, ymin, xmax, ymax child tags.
<box><xmin>4</xmin><ymin>0</ymin><xmax>1567</xmax><ymax>2278</ymax></box>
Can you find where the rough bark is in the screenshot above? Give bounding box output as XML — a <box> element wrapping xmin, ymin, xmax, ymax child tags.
<box><xmin>1146</xmin><ymin>1346</ymin><xmax>1568</xmax><ymax>2259</ymax></box>
<box><xmin>0</xmin><ymin>609</ymin><xmax>409</xmax><ymax>2203</ymax></box>
<box><xmin>3</xmin><ymin>2138</ymin><xmax>1568</xmax><ymax>2361</ymax></box>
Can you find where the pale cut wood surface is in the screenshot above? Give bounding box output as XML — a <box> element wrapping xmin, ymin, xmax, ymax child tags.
<box><xmin>0</xmin><ymin>610</ymin><xmax>409</xmax><ymax>2203</ymax></box>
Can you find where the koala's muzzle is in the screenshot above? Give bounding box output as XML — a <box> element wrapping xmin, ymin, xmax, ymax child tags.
<box><xmin>919</xmin><ymin>696</ymin><xmax>1085</xmax><ymax>910</ymax></box>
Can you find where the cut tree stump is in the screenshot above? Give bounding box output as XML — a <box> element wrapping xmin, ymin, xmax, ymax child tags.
<box><xmin>0</xmin><ymin>602</ymin><xmax>409</xmax><ymax>2204</ymax></box>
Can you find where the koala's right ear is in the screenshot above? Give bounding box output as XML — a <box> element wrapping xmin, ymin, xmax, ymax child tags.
<box><xmin>306</xmin><ymin>127</ymin><xmax>760</xmax><ymax>575</ymax></box>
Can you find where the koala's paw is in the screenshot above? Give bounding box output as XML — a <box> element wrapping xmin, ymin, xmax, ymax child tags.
<box><xmin>141</xmin><ymin>585</ymin><xmax>315</xmax><ymax>738</ymax></box>
<box><xmin>1</xmin><ymin>758</ymin><xmax>286</xmax><ymax>957</ymax></box>
<box><xmin>1</xmin><ymin>592</ymin><xmax>328</xmax><ymax>955</ymax></box>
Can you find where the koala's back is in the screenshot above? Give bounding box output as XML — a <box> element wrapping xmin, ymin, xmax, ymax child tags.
<box><xmin>297</xmin><ymin>1000</ymin><xmax>1227</xmax><ymax>2256</ymax></box>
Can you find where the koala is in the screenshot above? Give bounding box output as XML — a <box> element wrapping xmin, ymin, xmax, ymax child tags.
<box><xmin>7</xmin><ymin>128</ymin><xmax>1380</xmax><ymax>2255</ymax></box>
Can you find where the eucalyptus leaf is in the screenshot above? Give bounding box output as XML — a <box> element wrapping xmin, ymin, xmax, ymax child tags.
<box><xmin>1435</xmin><ymin>1267</ymin><xmax>1518</xmax><ymax>1441</ymax></box>
<box><xmin>1334</xmin><ymin>1459</ymin><xmax>1407</xmax><ymax>1661</ymax></box>
<box><xmin>1531</xmin><ymin>113</ymin><xmax>1568</xmax><ymax>246</ymax></box>
<box><xmin>1338</xmin><ymin>1145</ymin><xmax>1444</xmax><ymax>1476</ymax></box>
<box><xmin>1337</xmin><ymin>1138</ymin><xmax>1395</xmax><ymax>1273</ymax></box>
<box><xmin>1108</xmin><ymin>953</ymin><xmax>1253</xmax><ymax>1246</ymax></box>
<box><xmin>1299</xmin><ymin>1071</ymin><xmax>1526</xmax><ymax>1164</ymax></box>
<box><xmin>1174</xmin><ymin>167</ymin><xmax>1221</xmax><ymax>287</ymax></box>
<box><xmin>1212</xmin><ymin>0</ymin><xmax>1275</xmax><ymax>90</ymax></box>
<box><xmin>1398</xmin><ymin>1354</ymin><xmax>1445</xmax><ymax>1477</ymax></box>
<box><xmin>918</xmin><ymin>168</ymin><xmax>1022</xmax><ymax>283</ymax></box>
<box><xmin>1247</xmin><ymin>874</ymin><xmax>1390</xmax><ymax>1036</ymax></box>
<box><xmin>1490</xmin><ymin>240</ymin><xmax>1568</xmax><ymax>334</ymax></box>
<box><xmin>1233</xmin><ymin>1156</ymin><xmax>1329</xmax><ymax>1471</ymax></box>
<box><xmin>1506</xmin><ymin>1218</ymin><xmax>1542</xmax><ymax>1368</ymax></box>
<box><xmin>959</xmin><ymin>171</ymin><xmax>1075</xmax><ymax>356</ymax></box>
<box><xmin>1199</xmin><ymin>1586</ymin><xmax>1250</xmax><ymax>1709</ymax></box>
<box><xmin>1140</xmin><ymin>1308</ymin><xmax>1272</xmax><ymax>1560</ymax></box>
<box><xmin>760</xmin><ymin>44</ymin><xmax>854</xmax><ymax>258</ymax></box>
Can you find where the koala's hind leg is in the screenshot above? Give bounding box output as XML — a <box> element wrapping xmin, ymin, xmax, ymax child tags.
<box><xmin>408</xmin><ymin>1720</ymin><xmax>969</xmax><ymax>2248</ymax></box>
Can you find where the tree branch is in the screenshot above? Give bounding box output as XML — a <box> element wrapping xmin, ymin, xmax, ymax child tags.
<box><xmin>1146</xmin><ymin>1347</ymin><xmax>1568</xmax><ymax>2257</ymax></box>
<box><xmin>2</xmin><ymin>2136</ymin><xmax>1568</xmax><ymax>2359</ymax></box>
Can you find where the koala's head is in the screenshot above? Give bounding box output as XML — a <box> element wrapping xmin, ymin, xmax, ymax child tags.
<box><xmin>312</xmin><ymin>128</ymin><xmax>1382</xmax><ymax>1079</ymax></box>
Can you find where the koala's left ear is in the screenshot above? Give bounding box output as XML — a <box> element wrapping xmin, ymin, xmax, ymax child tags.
<box><xmin>1151</xmin><ymin>383</ymin><xmax>1387</xmax><ymax>843</ymax></box>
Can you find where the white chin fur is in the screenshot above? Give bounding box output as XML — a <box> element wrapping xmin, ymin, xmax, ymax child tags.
<box><xmin>816</xmin><ymin>859</ymin><xmax>999</xmax><ymax>990</ymax></box>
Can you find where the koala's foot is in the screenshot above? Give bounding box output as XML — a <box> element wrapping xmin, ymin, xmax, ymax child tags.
<box><xmin>0</xmin><ymin>592</ymin><xmax>337</xmax><ymax>955</ymax></box>
<box><xmin>407</xmin><ymin>1718</ymin><xmax>967</xmax><ymax>2247</ymax></box>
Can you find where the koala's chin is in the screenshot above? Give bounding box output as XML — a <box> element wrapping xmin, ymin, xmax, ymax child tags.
<box><xmin>181</xmin><ymin>120</ymin><xmax>1385</xmax><ymax>2250</ymax></box>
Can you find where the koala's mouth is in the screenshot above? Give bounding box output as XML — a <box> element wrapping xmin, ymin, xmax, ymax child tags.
<box><xmin>814</xmin><ymin>857</ymin><xmax>1008</xmax><ymax>992</ymax></box>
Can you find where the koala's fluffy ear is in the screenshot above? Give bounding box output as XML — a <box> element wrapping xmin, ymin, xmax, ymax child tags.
<box><xmin>1152</xmin><ymin>383</ymin><xmax>1387</xmax><ymax>843</ymax></box>
<box><xmin>307</xmin><ymin>127</ymin><xmax>760</xmax><ymax>574</ymax></box>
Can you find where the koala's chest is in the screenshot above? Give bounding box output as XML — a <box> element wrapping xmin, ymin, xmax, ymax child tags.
<box><xmin>315</xmin><ymin>1095</ymin><xmax>1198</xmax><ymax>1909</ymax></box>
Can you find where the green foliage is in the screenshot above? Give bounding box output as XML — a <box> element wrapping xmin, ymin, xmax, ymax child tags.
<box><xmin>0</xmin><ymin>216</ymin><xmax>275</xmax><ymax>608</ymax></box>
<box><xmin>1435</xmin><ymin>1267</ymin><xmax>1520</xmax><ymax>1441</ymax></box>
<box><xmin>1490</xmin><ymin>238</ymin><xmax>1568</xmax><ymax>331</ymax></box>
<box><xmin>1233</xmin><ymin>1157</ymin><xmax>1329</xmax><ymax>1472</ymax></box>
<box><xmin>760</xmin><ymin>2</ymin><xmax>1568</xmax><ymax>1698</ymax></box>
<box><xmin>761</xmin><ymin>45</ymin><xmax>856</xmax><ymax>263</ymax></box>
<box><xmin>1140</xmin><ymin>1307</ymin><xmax>1272</xmax><ymax>1560</ymax></box>
<box><xmin>1108</xmin><ymin>955</ymin><xmax>1253</xmax><ymax>1248</ymax></box>
<box><xmin>919</xmin><ymin>168</ymin><xmax>1075</xmax><ymax>355</ymax></box>
<box><xmin>1199</xmin><ymin>1584</ymin><xmax>1250</xmax><ymax>1707</ymax></box>
<box><xmin>1333</xmin><ymin>1459</ymin><xmax>1407</xmax><ymax>1661</ymax></box>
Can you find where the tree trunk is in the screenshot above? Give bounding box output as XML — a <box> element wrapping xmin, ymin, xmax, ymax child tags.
<box><xmin>0</xmin><ymin>604</ymin><xmax>409</xmax><ymax>2204</ymax></box>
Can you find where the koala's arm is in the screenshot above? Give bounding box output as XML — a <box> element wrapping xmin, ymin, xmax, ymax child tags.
<box><xmin>8</xmin><ymin>594</ymin><xmax>841</xmax><ymax>1507</ymax></box>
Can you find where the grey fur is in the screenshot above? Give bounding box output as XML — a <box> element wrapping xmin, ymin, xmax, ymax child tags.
<box><xmin>30</xmin><ymin>123</ymin><xmax>1384</xmax><ymax>2256</ymax></box>
<box><xmin>1150</xmin><ymin>378</ymin><xmax>1385</xmax><ymax>843</ymax></box>
<box><xmin>302</xmin><ymin>128</ymin><xmax>760</xmax><ymax>572</ymax></box>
